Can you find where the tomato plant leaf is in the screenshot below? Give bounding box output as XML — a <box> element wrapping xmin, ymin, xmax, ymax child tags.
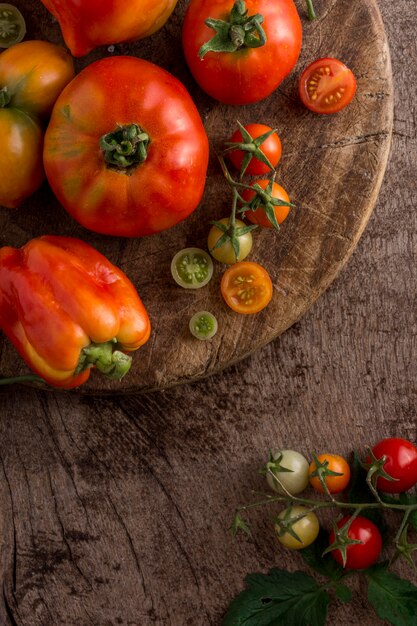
<box><xmin>222</xmin><ymin>568</ymin><xmax>330</xmax><ymax>626</ymax></box>
<box><xmin>300</xmin><ymin>529</ymin><xmax>344</xmax><ymax>581</ymax></box>
<box><xmin>366</xmin><ymin>562</ymin><xmax>417</xmax><ymax>626</ymax></box>
<box><xmin>334</xmin><ymin>583</ymin><xmax>353</xmax><ymax>603</ymax></box>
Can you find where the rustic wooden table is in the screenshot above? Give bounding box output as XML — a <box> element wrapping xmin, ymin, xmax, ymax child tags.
<box><xmin>0</xmin><ymin>0</ymin><xmax>415</xmax><ymax>624</ymax></box>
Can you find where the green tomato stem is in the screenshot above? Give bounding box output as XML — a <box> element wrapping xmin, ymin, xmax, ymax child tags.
<box><xmin>100</xmin><ymin>123</ymin><xmax>150</xmax><ymax>171</ymax></box>
<box><xmin>0</xmin><ymin>374</ymin><xmax>46</xmax><ymax>386</ymax></box>
<box><xmin>306</xmin><ymin>0</ymin><xmax>317</xmax><ymax>20</ymax></box>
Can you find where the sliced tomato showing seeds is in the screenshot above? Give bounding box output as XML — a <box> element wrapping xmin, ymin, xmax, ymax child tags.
<box><xmin>0</xmin><ymin>4</ymin><xmax>26</xmax><ymax>48</ymax></box>
<box><xmin>220</xmin><ymin>261</ymin><xmax>273</xmax><ymax>314</ymax></box>
<box><xmin>298</xmin><ymin>57</ymin><xmax>356</xmax><ymax>114</ymax></box>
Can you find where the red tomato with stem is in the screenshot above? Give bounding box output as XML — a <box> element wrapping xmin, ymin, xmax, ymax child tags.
<box><xmin>228</xmin><ymin>123</ymin><xmax>282</xmax><ymax>176</ymax></box>
<box><xmin>182</xmin><ymin>0</ymin><xmax>302</xmax><ymax>105</ymax></box>
<box><xmin>44</xmin><ymin>57</ymin><xmax>209</xmax><ymax>237</ymax></box>
<box><xmin>329</xmin><ymin>516</ymin><xmax>382</xmax><ymax>570</ymax></box>
<box><xmin>241</xmin><ymin>180</ymin><xmax>291</xmax><ymax>228</ymax></box>
<box><xmin>298</xmin><ymin>57</ymin><xmax>356</xmax><ymax>114</ymax></box>
<box><xmin>370</xmin><ymin>438</ymin><xmax>417</xmax><ymax>494</ymax></box>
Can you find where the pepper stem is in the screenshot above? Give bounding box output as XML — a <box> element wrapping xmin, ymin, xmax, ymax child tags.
<box><xmin>75</xmin><ymin>339</ymin><xmax>132</xmax><ymax>381</ymax></box>
<box><xmin>199</xmin><ymin>0</ymin><xmax>266</xmax><ymax>58</ymax></box>
<box><xmin>100</xmin><ymin>124</ymin><xmax>150</xmax><ymax>171</ymax></box>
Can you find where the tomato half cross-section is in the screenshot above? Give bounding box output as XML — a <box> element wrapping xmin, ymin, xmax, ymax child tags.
<box><xmin>182</xmin><ymin>0</ymin><xmax>302</xmax><ymax>105</ymax></box>
<box><xmin>43</xmin><ymin>57</ymin><xmax>209</xmax><ymax>237</ymax></box>
<box><xmin>221</xmin><ymin>261</ymin><xmax>273</xmax><ymax>314</ymax></box>
<box><xmin>298</xmin><ymin>57</ymin><xmax>357</xmax><ymax>114</ymax></box>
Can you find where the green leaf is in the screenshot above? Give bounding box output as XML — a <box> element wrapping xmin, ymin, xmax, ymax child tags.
<box><xmin>334</xmin><ymin>583</ymin><xmax>353</xmax><ymax>603</ymax></box>
<box><xmin>222</xmin><ymin>568</ymin><xmax>330</xmax><ymax>626</ymax></box>
<box><xmin>300</xmin><ymin>529</ymin><xmax>344</xmax><ymax>581</ymax></box>
<box><xmin>366</xmin><ymin>562</ymin><xmax>417</xmax><ymax>626</ymax></box>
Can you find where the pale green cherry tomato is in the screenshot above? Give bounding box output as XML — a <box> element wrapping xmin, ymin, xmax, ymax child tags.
<box><xmin>189</xmin><ymin>311</ymin><xmax>218</xmax><ymax>340</ymax></box>
<box><xmin>266</xmin><ymin>449</ymin><xmax>310</xmax><ymax>495</ymax></box>
<box><xmin>171</xmin><ymin>247</ymin><xmax>213</xmax><ymax>289</ymax></box>
<box><xmin>275</xmin><ymin>505</ymin><xmax>319</xmax><ymax>550</ymax></box>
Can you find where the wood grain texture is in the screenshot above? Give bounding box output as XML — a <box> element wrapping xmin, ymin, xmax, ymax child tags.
<box><xmin>0</xmin><ymin>0</ymin><xmax>393</xmax><ymax>393</ymax></box>
<box><xmin>0</xmin><ymin>0</ymin><xmax>416</xmax><ymax>625</ymax></box>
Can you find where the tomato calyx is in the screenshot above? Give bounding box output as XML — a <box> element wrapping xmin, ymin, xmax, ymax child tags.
<box><xmin>363</xmin><ymin>446</ymin><xmax>400</xmax><ymax>492</ymax></box>
<box><xmin>392</xmin><ymin>524</ymin><xmax>417</xmax><ymax>569</ymax></box>
<box><xmin>198</xmin><ymin>0</ymin><xmax>266</xmax><ymax>59</ymax></box>
<box><xmin>100</xmin><ymin>123</ymin><xmax>150</xmax><ymax>172</ymax></box>
<box><xmin>309</xmin><ymin>453</ymin><xmax>344</xmax><ymax>495</ymax></box>
<box><xmin>75</xmin><ymin>338</ymin><xmax>132</xmax><ymax>380</ymax></box>
<box><xmin>224</xmin><ymin>120</ymin><xmax>277</xmax><ymax>177</ymax></box>
<box><xmin>323</xmin><ymin>516</ymin><xmax>363</xmax><ymax>568</ymax></box>
<box><xmin>274</xmin><ymin>506</ymin><xmax>310</xmax><ymax>545</ymax></box>
<box><xmin>259</xmin><ymin>451</ymin><xmax>294</xmax><ymax>490</ymax></box>
<box><xmin>219</xmin><ymin>155</ymin><xmax>293</xmax><ymax>231</ymax></box>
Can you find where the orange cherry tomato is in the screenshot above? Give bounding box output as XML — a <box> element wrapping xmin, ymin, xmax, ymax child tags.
<box><xmin>298</xmin><ymin>57</ymin><xmax>356</xmax><ymax>114</ymax></box>
<box><xmin>228</xmin><ymin>123</ymin><xmax>282</xmax><ymax>176</ymax></box>
<box><xmin>241</xmin><ymin>180</ymin><xmax>291</xmax><ymax>228</ymax></box>
<box><xmin>220</xmin><ymin>261</ymin><xmax>273</xmax><ymax>314</ymax></box>
<box><xmin>309</xmin><ymin>454</ymin><xmax>351</xmax><ymax>494</ymax></box>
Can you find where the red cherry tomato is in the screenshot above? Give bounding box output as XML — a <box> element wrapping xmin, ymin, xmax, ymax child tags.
<box><xmin>370</xmin><ymin>438</ymin><xmax>417</xmax><ymax>494</ymax></box>
<box><xmin>298</xmin><ymin>57</ymin><xmax>356</xmax><ymax>114</ymax></box>
<box><xmin>228</xmin><ymin>123</ymin><xmax>282</xmax><ymax>176</ymax></box>
<box><xmin>329</xmin><ymin>516</ymin><xmax>382</xmax><ymax>570</ymax></box>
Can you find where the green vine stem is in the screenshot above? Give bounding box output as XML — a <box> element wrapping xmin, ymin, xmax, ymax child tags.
<box><xmin>0</xmin><ymin>374</ymin><xmax>45</xmax><ymax>386</ymax></box>
<box><xmin>306</xmin><ymin>0</ymin><xmax>317</xmax><ymax>20</ymax></box>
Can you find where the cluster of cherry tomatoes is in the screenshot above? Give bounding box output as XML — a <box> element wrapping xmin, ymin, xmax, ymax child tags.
<box><xmin>266</xmin><ymin>438</ymin><xmax>417</xmax><ymax>570</ymax></box>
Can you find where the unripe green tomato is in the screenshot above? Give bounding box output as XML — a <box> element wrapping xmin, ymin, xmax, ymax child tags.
<box><xmin>266</xmin><ymin>449</ymin><xmax>310</xmax><ymax>495</ymax></box>
<box><xmin>275</xmin><ymin>505</ymin><xmax>319</xmax><ymax>550</ymax></box>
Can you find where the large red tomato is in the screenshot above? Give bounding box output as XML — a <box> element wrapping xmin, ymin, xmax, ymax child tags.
<box><xmin>182</xmin><ymin>0</ymin><xmax>302</xmax><ymax>105</ymax></box>
<box><xmin>40</xmin><ymin>0</ymin><xmax>179</xmax><ymax>57</ymax></box>
<box><xmin>43</xmin><ymin>57</ymin><xmax>209</xmax><ymax>237</ymax></box>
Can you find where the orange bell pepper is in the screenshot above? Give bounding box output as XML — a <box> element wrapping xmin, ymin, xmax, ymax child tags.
<box><xmin>40</xmin><ymin>0</ymin><xmax>179</xmax><ymax>57</ymax></box>
<box><xmin>0</xmin><ymin>236</ymin><xmax>150</xmax><ymax>389</ymax></box>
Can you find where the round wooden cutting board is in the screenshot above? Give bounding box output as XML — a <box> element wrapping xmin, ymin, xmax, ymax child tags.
<box><xmin>0</xmin><ymin>0</ymin><xmax>393</xmax><ymax>394</ymax></box>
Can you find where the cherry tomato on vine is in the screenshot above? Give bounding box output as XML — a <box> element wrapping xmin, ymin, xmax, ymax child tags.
<box><xmin>220</xmin><ymin>261</ymin><xmax>273</xmax><ymax>314</ymax></box>
<box><xmin>207</xmin><ymin>218</ymin><xmax>253</xmax><ymax>265</ymax></box>
<box><xmin>370</xmin><ymin>438</ymin><xmax>417</xmax><ymax>494</ymax></box>
<box><xmin>298</xmin><ymin>57</ymin><xmax>357</xmax><ymax>114</ymax></box>
<box><xmin>275</xmin><ymin>506</ymin><xmax>319</xmax><ymax>550</ymax></box>
<box><xmin>309</xmin><ymin>454</ymin><xmax>351</xmax><ymax>494</ymax></box>
<box><xmin>329</xmin><ymin>516</ymin><xmax>382</xmax><ymax>570</ymax></box>
<box><xmin>182</xmin><ymin>0</ymin><xmax>302</xmax><ymax>105</ymax></box>
<box><xmin>241</xmin><ymin>180</ymin><xmax>291</xmax><ymax>228</ymax></box>
<box><xmin>266</xmin><ymin>450</ymin><xmax>310</xmax><ymax>495</ymax></box>
<box><xmin>227</xmin><ymin>123</ymin><xmax>282</xmax><ymax>176</ymax></box>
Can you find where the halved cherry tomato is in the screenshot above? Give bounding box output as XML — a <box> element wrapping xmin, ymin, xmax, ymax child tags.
<box><xmin>0</xmin><ymin>4</ymin><xmax>26</xmax><ymax>48</ymax></box>
<box><xmin>228</xmin><ymin>123</ymin><xmax>282</xmax><ymax>176</ymax></box>
<box><xmin>241</xmin><ymin>180</ymin><xmax>291</xmax><ymax>228</ymax></box>
<box><xmin>298</xmin><ymin>57</ymin><xmax>356</xmax><ymax>114</ymax></box>
<box><xmin>309</xmin><ymin>453</ymin><xmax>351</xmax><ymax>494</ymax></box>
<box><xmin>220</xmin><ymin>261</ymin><xmax>273</xmax><ymax>314</ymax></box>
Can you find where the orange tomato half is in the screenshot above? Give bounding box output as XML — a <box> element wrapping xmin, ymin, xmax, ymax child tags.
<box><xmin>220</xmin><ymin>261</ymin><xmax>273</xmax><ymax>314</ymax></box>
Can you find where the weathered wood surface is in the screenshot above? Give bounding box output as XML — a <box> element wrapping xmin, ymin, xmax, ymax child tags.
<box><xmin>0</xmin><ymin>0</ymin><xmax>416</xmax><ymax>625</ymax></box>
<box><xmin>0</xmin><ymin>0</ymin><xmax>393</xmax><ymax>392</ymax></box>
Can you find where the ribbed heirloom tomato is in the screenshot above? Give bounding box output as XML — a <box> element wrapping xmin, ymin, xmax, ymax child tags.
<box><xmin>43</xmin><ymin>57</ymin><xmax>209</xmax><ymax>237</ymax></box>
<box><xmin>182</xmin><ymin>0</ymin><xmax>302</xmax><ymax>104</ymax></box>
